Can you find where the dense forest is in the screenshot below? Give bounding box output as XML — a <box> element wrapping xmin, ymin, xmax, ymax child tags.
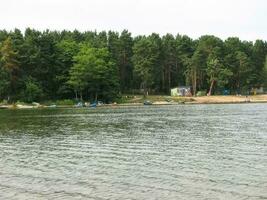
<box><xmin>0</xmin><ymin>28</ymin><xmax>266</xmax><ymax>103</ymax></box>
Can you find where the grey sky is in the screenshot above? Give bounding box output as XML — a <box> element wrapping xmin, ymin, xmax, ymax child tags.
<box><xmin>1</xmin><ymin>0</ymin><xmax>266</xmax><ymax>41</ymax></box>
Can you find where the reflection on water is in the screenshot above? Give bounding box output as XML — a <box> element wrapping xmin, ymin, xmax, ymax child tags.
<box><xmin>0</xmin><ymin>104</ymin><xmax>266</xmax><ymax>199</ymax></box>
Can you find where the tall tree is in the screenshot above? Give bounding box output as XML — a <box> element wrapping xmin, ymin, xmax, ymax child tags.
<box><xmin>235</xmin><ymin>51</ymin><xmax>253</xmax><ymax>93</ymax></box>
<box><xmin>132</xmin><ymin>36</ymin><xmax>161</xmax><ymax>96</ymax></box>
<box><xmin>118</xmin><ymin>30</ymin><xmax>133</xmax><ymax>92</ymax></box>
<box><xmin>176</xmin><ymin>35</ymin><xmax>195</xmax><ymax>87</ymax></box>
<box><xmin>0</xmin><ymin>29</ymin><xmax>266</xmax><ymax>101</ymax></box>
<box><xmin>186</xmin><ymin>49</ymin><xmax>206</xmax><ymax>96</ymax></box>
<box><xmin>0</xmin><ymin>37</ymin><xmax>20</xmax><ymax>101</ymax></box>
<box><xmin>251</xmin><ymin>40</ymin><xmax>267</xmax><ymax>86</ymax></box>
<box><xmin>186</xmin><ymin>35</ymin><xmax>225</xmax><ymax>95</ymax></box>
<box><xmin>162</xmin><ymin>34</ymin><xmax>177</xmax><ymax>92</ymax></box>
<box><xmin>206</xmin><ymin>50</ymin><xmax>232</xmax><ymax>95</ymax></box>
<box><xmin>55</xmin><ymin>39</ymin><xmax>79</xmax><ymax>98</ymax></box>
<box><xmin>69</xmin><ymin>44</ymin><xmax>119</xmax><ymax>102</ymax></box>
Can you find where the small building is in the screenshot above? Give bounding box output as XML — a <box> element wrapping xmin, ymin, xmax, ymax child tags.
<box><xmin>251</xmin><ymin>87</ymin><xmax>265</xmax><ymax>95</ymax></box>
<box><xmin>171</xmin><ymin>86</ymin><xmax>192</xmax><ymax>97</ymax></box>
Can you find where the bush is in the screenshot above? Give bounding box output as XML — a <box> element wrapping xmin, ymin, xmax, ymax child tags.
<box><xmin>196</xmin><ymin>91</ymin><xmax>206</xmax><ymax>96</ymax></box>
<box><xmin>55</xmin><ymin>99</ymin><xmax>75</xmax><ymax>105</ymax></box>
<box><xmin>0</xmin><ymin>99</ymin><xmax>8</xmax><ymax>105</ymax></box>
<box><xmin>23</xmin><ymin>79</ymin><xmax>43</xmax><ymax>103</ymax></box>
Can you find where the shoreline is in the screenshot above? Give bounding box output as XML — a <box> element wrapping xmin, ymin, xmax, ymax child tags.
<box><xmin>1</xmin><ymin>95</ymin><xmax>267</xmax><ymax>109</ymax></box>
<box><xmin>1</xmin><ymin>102</ymin><xmax>267</xmax><ymax>110</ymax></box>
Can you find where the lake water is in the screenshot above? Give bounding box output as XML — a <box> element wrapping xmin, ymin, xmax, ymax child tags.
<box><xmin>0</xmin><ymin>104</ymin><xmax>266</xmax><ymax>200</ymax></box>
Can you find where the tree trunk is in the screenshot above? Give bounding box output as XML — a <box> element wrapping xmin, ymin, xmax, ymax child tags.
<box><xmin>168</xmin><ymin>65</ymin><xmax>171</xmax><ymax>91</ymax></box>
<box><xmin>162</xmin><ymin>68</ymin><xmax>165</xmax><ymax>92</ymax></box>
<box><xmin>193</xmin><ymin>69</ymin><xmax>197</xmax><ymax>96</ymax></box>
<box><xmin>208</xmin><ymin>80</ymin><xmax>215</xmax><ymax>96</ymax></box>
<box><xmin>75</xmin><ymin>91</ymin><xmax>78</xmax><ymax>101</ymax></box>
<box><xmin>143</xmin><ymin>88</ymin><xmax>147</xmax><ymax>98</ymax></box>
<box><xmin>80</xmin><ymin>91</ymin><xmax>83</xmax><ymax>101</ymax></box>
<box><xmin>95</xmin><ymin>92</ymin><xmax>98</xmax><ymax>102</ymax></box>
<box><xmin>143</xmin><ymin>82</ymin><xmax>147</xmax><ymax>98</ymax></box>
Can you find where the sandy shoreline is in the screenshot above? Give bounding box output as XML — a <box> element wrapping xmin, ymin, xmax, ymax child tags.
<box><xmin>187</xmin><ymin>95</ymin><xmax>267</xmax><ymax>104</ymax></box>
<box><xmin>1</xmin><ymin>95</ymin><xmax>267</xmax><ymax>109</ymax></box>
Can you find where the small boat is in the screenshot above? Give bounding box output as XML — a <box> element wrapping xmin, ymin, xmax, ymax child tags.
<box><xmin>90</xmin><ymin>101</ymin><xmax>104</xmax><ymax>108</ymax></box>
<box><xmin>74</xmin><ymin>102</ymin><xmax>84</xmax><ymax>108</ymax></box>
<box><xmin>144</xmin><ymin>100</ymin><xmax>153</xmax><ymax>105</ymax></box>
<box><xmin>90</xmin><ymin>102</ymin><xmax>97</xmax><ymax>108</ymax></box>
<box><xmin>47</xmin><ymin>104</ymin><xmax>57</xmax><ymax>108</ymax></box>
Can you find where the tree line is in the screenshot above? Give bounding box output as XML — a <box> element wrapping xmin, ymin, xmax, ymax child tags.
<box><xmin>0</xmin><ymin>28</ymin><xmax>266</xmax><ymax>102</ymax></box>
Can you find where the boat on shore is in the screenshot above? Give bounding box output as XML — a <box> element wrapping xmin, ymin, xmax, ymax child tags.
<box><xmin>144</xmin><ymin>100</ymin><xmax>153</xmax><ymax>105</ymax></box>
<box><xmin>74</xmin><ymin>102</ymin><xmax>84</xmax><ymax>108</ymax></box>
<box><xmin>47</xmin><ymin>104</ymin><xmax>57</xmax><ymax>108</ymax></box>
<box><xmin>90</xmin><ymin>102</ymin><xmax>97</xmax><ymax>108</ymax></box>
<box><xmin>0</xmin><ymin>105</ymin><xmax>9</xmax><ymax>109</ymax></box>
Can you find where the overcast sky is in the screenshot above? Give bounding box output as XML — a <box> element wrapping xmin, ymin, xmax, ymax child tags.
<box><xmin>1</xmin><ymin>0</ymin><xmax>266</xmax><ymax>41</ymax></box>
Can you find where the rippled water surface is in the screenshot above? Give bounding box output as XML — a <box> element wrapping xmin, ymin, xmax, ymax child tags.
<box><xmin>0</xmin><ymin>104</ymin><xmax>267</xmax><ymax>200</ymax></box>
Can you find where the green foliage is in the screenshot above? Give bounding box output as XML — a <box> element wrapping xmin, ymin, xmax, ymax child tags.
<box><xmin>0</xmin><ymin>69</ymin><xmax>9</xmax><ymax>98</ymax></box>
<box><xmin>55</xmin><ymin>39</ymin><xmax>79</xmax><ymax>98</ymax></box>
<box><xmin>55</xmin><ymin>99</ymin><xmax>75</xmax><ymax>106</ymax></box>
<box><xmin>196</xmin><ymin>91</ymin><xmax>206</xmax><ymax>96</ymax></box>
<box><xmin>69</xmin><ymin>44</ymin><xmax>119</xmax><ymax>102</ymax></box>
<box><xmin>132</xmin><ymin>35</ymin><xmax>161</xmax><ymax>95</ymax></box>
<box><xmin>0</xmin><ymin>29</ymin><xmax>266</xmax><ymax>102</ymax></box>
<box><xmin>263</xmin><ymin>56</ymin><xmax>267</xmax><ymax>88</ymax></box>
<box><xmin>236</xmin><ymin>51</ymin><xmax>253</xmax><ymax>87</ymax></box>
<box><xmin>23</xmin><ymin>78</ymin><xmax>43</xmax><ymax>103</ymax></box>
<box><xmin>0</xmin><ymin>37</ymin><xmax>20</xmax><ymax>101</ymax></box>
<box><xmin>206</xmin><ymin>56</ymin><xmax>232</xmax><ymax>93</ymax></box>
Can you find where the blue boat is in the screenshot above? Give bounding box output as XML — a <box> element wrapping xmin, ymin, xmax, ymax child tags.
<box><xmin>90</xmin><ymin>102</ymin><xmax>97</xmax><ymax>108</ymax></box>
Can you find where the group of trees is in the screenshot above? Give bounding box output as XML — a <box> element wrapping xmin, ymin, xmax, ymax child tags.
<box><xmin>0</xmin><ymin>28</ymin><xmax>266</xmax><ymax>102</ymax></box>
